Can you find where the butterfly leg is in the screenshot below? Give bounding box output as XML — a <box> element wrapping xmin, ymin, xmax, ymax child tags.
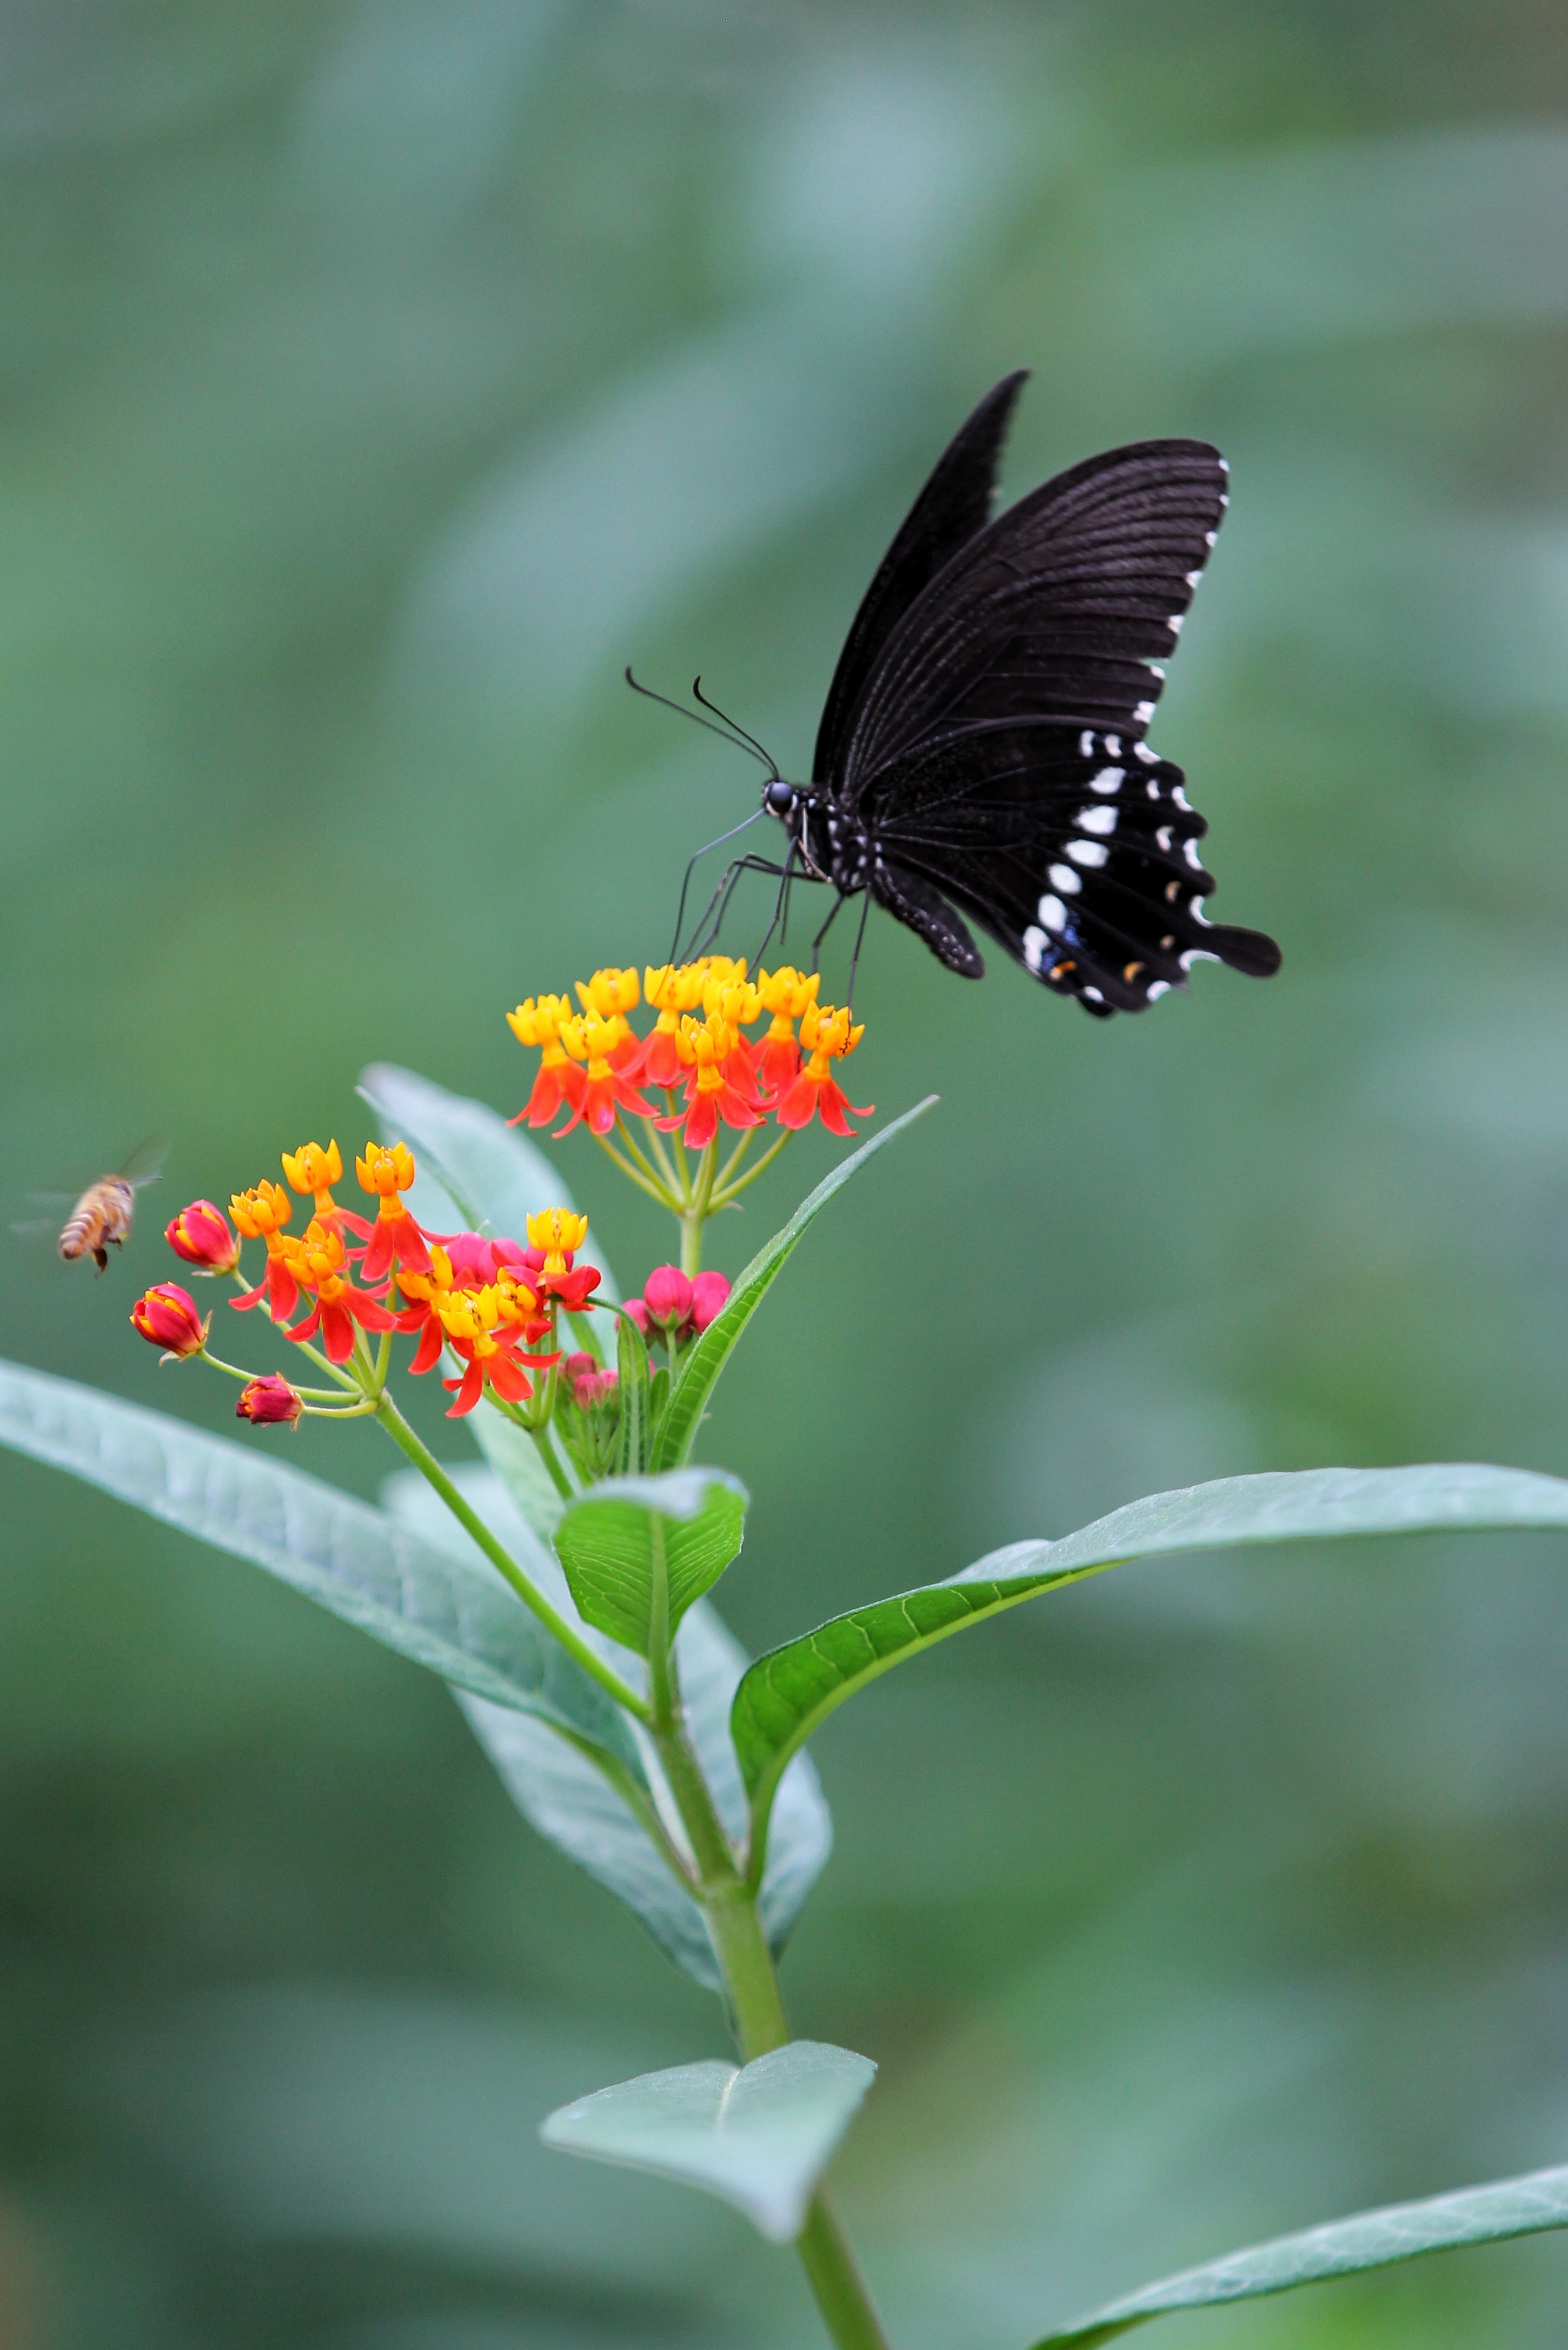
<box><xmin>809</xmin><ymin>889</ymin><xmax>847</xmax><ymax>974</ymax></box>
<box><xmin>686</xmin><ymin>854</ymin><xmax>787</xmax><ymax>960</ymax></box>
<box><xmin>844</xmin><ymin>889</ymin><xmax>872</xmax><ymax>1011</ymax></box>
<box><xmin>751</xmin><ymin>839</ymin><xmax>801</xmax><ymax>968</ymax></box>
<box><xmin>667</xmin><ymin>811</ymin><xmax>764</xmax><ymax>964</ymax></box>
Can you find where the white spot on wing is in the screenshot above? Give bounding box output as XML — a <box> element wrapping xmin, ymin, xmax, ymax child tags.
<box><xmin>1147</xmin><ymin>980</ymin><xmax>1170</xmax><ymax>1000</ymax></box>
<box><xmin>1079</xmin><ymin>730</ymin><xmax>1094</xmax><ymax>759</ymax></box>
<box><xmin>1172</xmin><ymin>786</ymin><xmax>1190</xmax><ymax>809</ymax></box>
<box><xmin>1091</xmin><ymin>767</ymin><xmax>1124</xmax><ymax>794</ymax></box>
<box><xmin>1204</xmin><ymin>530</ymin><xmax>1217</xmax><ymax>547</ymax></box>
<box><xmin>1169</xmin><ymin>614</ymin><xmax>1183</xmax><ymax>635</ymax></box>
<box><xmin>1185</xmin><ymin>569</ymin><xmax>1201</xmax><ymax>588</ymax></box>
<box><xmin>1083</xmin><ymin>986</ymin><xmax>1105</xmax><ymax>1003</ymax></box>
<box><xmin>1147</xmin><ymin>664</ymin><xmax>1166</xmax><ymax>680</ymax></box>
<box><xmin>1183</xmin><ymin>838</ymin><xmax>1204</xmax><ymax>870</ymax></box>
<box><xmin>1191</xmin><ymin>898</ymin><xmax>1210</xmax><ymax>923</ymax></box>
<box><xmin>1135</xmin><ymin>744</ymin><xmax>1159</xmax><ymax>765</ymax></box>
<box><xmin>1106</xmin><ymin>735</ymin><xmax>1121</xmax><ymax>758</ymax></box>
<box><xmin>1180</xmin><ymin>948</ymin><xmax>1219</xmax><ymax>970</ymax></box>
<box><xmin>1037</xmin><ymin>894</ymin><xmax>1069</xmax><ymax>932</ymax></box>
<box><xmin>1048</xmin><ymin>863</ymin><xmax>1081</xmax><ymax>895</ymax></box>
<box><xmin>1067</xmin><ymin>839</ymin><xmax>1108</xmax><ymax>868</ymax></box>
<box><xmin>1134</xmin><ymin>700</ymin><xmax>1155</xmax><ymax>725</ymax></box>
<box><xmin>1023</xmin><ymin>926</ymin><xmax>1047</xmax><ymax>973</ymax></box>
<box><xmin>1156</xmin><ymin>825</ymin><xmax>1172</xmax><ymax>851</ymax></box>
<box><xmin>1077</xmin><ymin>804</ymin><xmax>1117</xmax><ymax>835</ymax></box>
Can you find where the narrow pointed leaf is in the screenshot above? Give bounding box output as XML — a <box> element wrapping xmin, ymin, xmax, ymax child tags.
<box><xmin>1032</xmin><ymin>2161</ymin><xmax>1568</xmax><ymax>2346</ymax></box>
<box><xmin>555</xmin><ymin>1467</ymin><xmax>748</xmax><ymax>1654</ymax></box>
<box><xmin>650</xmin><ymin>1096</ymin><xmax>937</xmax><ymax>1472</ymax></box>
<box><xmin>540</xmin><ymin>2041</ymin><xmax>875</xmax><ymax>2243</ymax></box>
<box><xmin>385</xmin><ymin>1465</ymin><xmax>830</xmax><ymax>1991</ymax></box>
<box><xmin>0</xmin><ymin>1359</ymin><xmax>642</xmax><ymax>1774</ymax></box>
<box><xmin>732</xmin><ymin>1462</ymin><xmax>1568</xmax><ymax>1864</ymax></box>
<box><xmin>616</xmin><ymin>1308</ymin><xmax>652</xmax><ymax>1476</ymax></box>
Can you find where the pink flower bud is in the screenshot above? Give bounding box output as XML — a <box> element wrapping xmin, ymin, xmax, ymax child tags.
<box><xmin>130</xmin><ymin>1283</ymin><xmax>209</xmax><ymax>1359</ymax></box>
<box><xmin>642</xmin><ymin>1265</ymin><xmax>693</xmax><ymax>1328</ymax></box>
<box><xmin>624</xmin><ymin>1299</ymin><xmax>650</xmax><ymax>1336</ymax></box>
<box><xmin>573</xmin><ymin>1367</ymin><xmax>619</xmax><ymax>1410</ymax></box>
<box><xmin>237</xmin><ymin>1373</ymin><xmax>304</xmax><ymax>1428</ymax></box>
<box><xmin>562</xmin><ymin>1351</ymin><xmax>597</xmax><ymax>1381</ymax></box>
<box><xmin>689</xmin><ymin>1270</ymin><xmax>731</xmax><ymax>1333</ymax></box>
<box><xmin>166</xmin><ymin>1199</ymin><xmax>241</xmax><ymax>1274</ymax></box>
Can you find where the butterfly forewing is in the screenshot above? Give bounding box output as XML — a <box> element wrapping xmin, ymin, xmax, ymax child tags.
<box><xmin>812</xmin><ymin>372</ymin><xmax>1027</xmax><ymax>786</ymax></box>
<box><xmin>836</xmin><ymin>440</ymin><xmax>1228</xmax><ymax>797</ymax></box>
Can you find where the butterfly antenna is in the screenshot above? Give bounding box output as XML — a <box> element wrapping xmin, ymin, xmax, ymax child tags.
<box><xmin>690</xmin><ymin>677</ymin><xmax>779</xmax><ymax>778</ymax></box>
<box><xmin>624</xmin><ymin>668</ymin><xmax>774</xmax><ymax>771</ymax></box>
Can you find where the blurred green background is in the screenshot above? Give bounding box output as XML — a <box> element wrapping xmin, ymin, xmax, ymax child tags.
<box><xmin>7</xmin><ymin>1</ymin><xmax>1568</xmax><ymax>2343</ymax></box>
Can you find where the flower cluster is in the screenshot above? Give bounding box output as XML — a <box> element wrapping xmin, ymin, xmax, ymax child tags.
<box><xmin>507</xmin><ymin>961</ymin><xmax>871</xmax><ymax>1151</ymax></box>
<box><xmin>128</xmin><ymin>1138</ymin><xmax>613</xmax><ymax>1437</ymax></box>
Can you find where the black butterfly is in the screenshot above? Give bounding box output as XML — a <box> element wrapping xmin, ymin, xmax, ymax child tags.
<box><xmin>648</xmin><ymin>370</ymin><xmax>1281</xmax><ymax>1017</ymax></box>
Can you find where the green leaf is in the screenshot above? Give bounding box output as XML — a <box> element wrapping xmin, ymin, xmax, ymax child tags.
<box><xmin>732</xmin><ymin>1461</ymin><xmax>1568</xmax><ymax>1866</ymax></box>
<box><xmin>385</xmin><ymin>1464</ymin><xmax>830</xmax><ymax>1991</ymax></box>
<box><xmin>539</xmin><ymin>2041</ymin><xmax>875</xmax><ymax>2243</ymax></box>
<box><xmin>0</xmin><ymin>1358</ymin><xmax>642</xmax><ymax>1778</ymax></box>
<box><xmin>650</xmin><ymin>1096</ymin><xmax>937</xmax><ymax>1472</ymax></box>
<box><xmin>1030</xmin><ymin>2160</ymin><xmax>1568</xmax><ymax>2346</ymax></box>
<box><xmin>555</xmin><ymin>1466</ymin><xmax>748</xmax><ymax>1655</ymax></box>
<box><xmin>615</xmin><ymin>1307</ymin><xmax>652</xmax><ymax>1476</ymax></box>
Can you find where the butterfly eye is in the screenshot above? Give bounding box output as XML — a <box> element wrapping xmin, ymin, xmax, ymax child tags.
<box><xmin>763</xmin><ymin>780</ymin><xmax>796</xmax><ymax>815</ymax></box>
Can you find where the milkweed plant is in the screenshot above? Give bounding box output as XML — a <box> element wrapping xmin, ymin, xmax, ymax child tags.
<box><xmin>9</xmin><ymin>956</ymin><xmax>1568</xmax><ymax>2350</ymax></box>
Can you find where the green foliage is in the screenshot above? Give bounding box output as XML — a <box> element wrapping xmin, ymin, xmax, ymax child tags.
<box><xmin>554</xmin><ymin>1466</ymin><xmax>748</xmax><ymax>1655</ymax></box>
<box><xmin>1032</xmin><ymin>2160</ymin><xmax>1568</xmax><ymax>2345</ymax></box>
<box><xmin>540</xmin><ymin>2041</ymin><xmax>877</xmax><ymax>2243</ymax></box>
<box><xmin>385</xmin><ymin>1463</ymin><xmax>832</xmax><ymax>1992</ymax></box>
<box><xmin>650</xmin><ymin>1096</ymin><xmax>938</xmax><ymax>1471</ymax></box>
<box><xmin>0</xmin><ymin>1358</ymin><xmax>642</xmax><ymax>1776</ymax></box>
<box><xmin>733</xmin><ymin>1463</ymin><xmax>1568</xmax><ymax>1866</ymax></box>
<box><xmin>615</xmin><ymin>1306</ymin><xmax>653</xmax><ymax>1474</ymax></box>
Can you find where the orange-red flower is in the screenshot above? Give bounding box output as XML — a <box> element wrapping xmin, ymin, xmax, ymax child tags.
<box><xmin>131</xmin><ymin>1283</ymin><xmax>209</xmax><ymax>1359</ymax></box>
<box><xmin>435</xmin><ymin>1284</ymin><xmax>557</xmax><ymax>1417</ymax></box>
<box><xmin>355</xmin><ymin>1141</ymin><xmax>431</xmax><ymax>1282</ymax></box>
<box><xmin>166</xmin><ymin>1199</ymin><xmax>241</xmax><ymax>1275</ymax></box>
<box><xmin>281</xmin><ymin>1220</ymin><xmax>396</xmax><ymax>1363</ymax></box>
<box><xmin>658</xmin><ymin>1015</ymin><xmax>765</xmax><ymax>1149</ymax></box>
<box><xmin>230</xmin><ymin>1180</ymin><xmax>301</xmax><ymax>1320</ymax></box>
<box><xmin>237</xmin><ymin>1373</ymin><xmax>304</xmax><ymax>1427</ymax></box>
<box><xmin>556</xmin><ymin>1014</ymin><xmax>656</xmax><ymax>1136</ymax></box>
<box><xmin>756</xmin><ymin>965</ymin><xmax>819</xmax><ymax>1096</ymax></box>
<box><xmin>280</xmin><ymin>1139</ymin><xmax>371</xmax><ymax>1242</ymax></box>
<box><xmin>776</xmin><ymin>1003</ymin><xmax>873</xmax><ymax>1136</ymax></box>
<box><xmin>520</xmin><ymin>1208</ymin><xmax>602</xmax><ymax>1310</ymax></box>
<box><xmin>506</xmin><ymin>995</ymin><xmax>587</xmax><ymax>1129</ymax></box>
<box><xmin>634</xmin><ymin>963</ymin><xmax>709</xmax><ymax>1087</ymax></box>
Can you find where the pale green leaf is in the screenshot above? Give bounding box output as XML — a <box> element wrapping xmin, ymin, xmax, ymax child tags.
<box><xmin>732</xmin><ymin>1462</ymin><xmax>1568</xmax><ymax>1866</ymax></box>
<box><xmin>0</xmin><ymin>1358</ymin><xmax>641</xmax><ymax>1776</ymax></box>
<box><xmin>554</xmin><ymin>1467</ymin><xmax>748</xmax><ymax>1654</ymax></box>
<box><xmin>1032</xmin><ymin>2161</ymin><xmax>1568</xmax><ymax>2346</ymax></box>
<box><xmin>540</xmin><ymin>2041</ymin><xmax>875</xmax><ymax>2243</ymax></box>
<box><xmin>385</xmin><ymin>1465</ymin><xmax>830</xmax><ymax>1991</ymax></box>
<box><xmin>650</xmin><ymin>1096</ymin><xmax>938</xmax><ymax>1472</ymax></box>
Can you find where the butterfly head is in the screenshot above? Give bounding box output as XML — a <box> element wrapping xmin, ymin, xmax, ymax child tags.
<box><xmin>762</xmin><ymin>778</ymin><xmax>798</xmax><ymax>817</ymax></box>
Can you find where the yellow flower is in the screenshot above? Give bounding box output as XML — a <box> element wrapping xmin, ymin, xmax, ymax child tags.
<box><xmin>526</xmin><ymin>1207</ymin><xmax>589</xmax><ymax>1275</ymax></box>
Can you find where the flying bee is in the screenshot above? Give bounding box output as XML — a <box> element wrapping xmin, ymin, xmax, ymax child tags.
<box><xmin>15</xmin><ymin>1139</ymin><xmax>166</xmax><ymax>1274</ymax></box>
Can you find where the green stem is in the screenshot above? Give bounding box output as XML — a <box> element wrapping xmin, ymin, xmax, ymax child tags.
<box><xmin>709</xmin><ymin>1126</ymin><xmax>792</xmax><ymax>1207</ymax></box>
<box><xmin>528</xmin><ymin>1419</ymin><xmax>575</xmax><ymax>1501</ymax></box>
<box><xmin>591</xmin><ymin>1130</ymin><xmax>677</xmax><ymax>1209</ymax></box>
<box><xmin>373</xmin><ymin>1392</ymin><xmax>650</xmax><ymax>1723</ymax></box>
<box><xmin>679</xmin><ymin>1138</ymin><xmax>718</xmax><ymax>1275</ymax></box>
<box><xmin>648</xmin><ymin>1695</ymin><xmax>890</xmax><ymax>2350</ymax></box>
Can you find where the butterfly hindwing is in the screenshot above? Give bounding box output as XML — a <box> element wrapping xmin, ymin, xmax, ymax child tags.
<box><xmin>867</xmin><ymin>725</ymin><xmax>1279</xmax><ymax>1014</ymax></box>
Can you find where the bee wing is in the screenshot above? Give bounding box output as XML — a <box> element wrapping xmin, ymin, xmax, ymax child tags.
<box><xmin>11</xmin><ymin>1215</ymin><xmax>63</xmax><ymax>1238</ymax></box>
<box><xmin>121</xmin><ymin>1134</ymin><xmax>168</xmax><ymax>1188</ymax></box>
<box><xmin>21</xmin><ymin>1190</ymin><xmax>78</xmax><ymax>1210</ymax></box>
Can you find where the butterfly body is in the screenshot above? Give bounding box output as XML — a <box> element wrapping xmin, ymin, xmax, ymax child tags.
<box><xmin>752</xmin><ymin>370</ymin><xmax>1279</xmax><ymax>1017</ymax></box>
